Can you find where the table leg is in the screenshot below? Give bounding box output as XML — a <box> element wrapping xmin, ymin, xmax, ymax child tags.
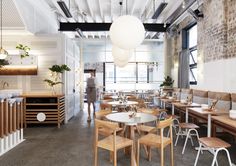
<box><xmin>163</xmin><ymin>102</ymin><xmax>166</xmax><ymax>109</ymax></box>
<box><xmin>185</xmin><ymin>108</ymin><xmax>188</xmax><ymax>123</ymax></box>
<box><xmin>172</xmin><ymin>104</ymin><xmax>175</xmax><ymax>115</ymax></box>
<box><xmin>207</xmin><ymin>114</ymin><xmax>211</xmax><ymax>137</ymax></box>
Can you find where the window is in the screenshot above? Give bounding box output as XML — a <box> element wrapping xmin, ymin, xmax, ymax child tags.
<box><xmin>187</xmin><ymin>24</ymin><xmax>197</xmax><ymax>85</ymax></box>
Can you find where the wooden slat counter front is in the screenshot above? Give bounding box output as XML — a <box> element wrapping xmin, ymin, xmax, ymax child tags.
<box><xmin>212</xmin><ymin>115</ymin><xmax>236</xmax><ymax>137</ymax></box>
<box><xmin>22</xmin><ymin>94</ymin><xmax>65</xmax><ymax>128</ymax></box>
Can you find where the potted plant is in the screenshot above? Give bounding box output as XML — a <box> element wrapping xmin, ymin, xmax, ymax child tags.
<box><xmin>160</xmin><ymin>76</ymin><xmax>174</xmax><ymax>88</ymax></box>
<box><xmin>0</xmin><ymin>59</ymin><xmax>9</xmax><ymax>68</ymax></box>
<box><xmin>16</xmin><ymin>44</ymin><xmax>30</xmax><ymax>58</ymax></box>
<box><xmin>44</xmin><ymin>64</ymin><xmax>71</xmax><ymax>94</ymax></box>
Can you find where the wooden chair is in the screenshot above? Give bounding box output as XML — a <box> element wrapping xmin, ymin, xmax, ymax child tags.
<box><xmin>94</xmin><ymin>119</ymin><xmax>134</xmax><ymax>166</ymax></box>
<box><xmin>137</xmin><ymin>117</ymin><xmax>174</xmax><ymax>166</ymax></box>
<box><xmin>194</xmin><ymin>137</ymin><xmax>232</xmax><ymax>166</ymax></box>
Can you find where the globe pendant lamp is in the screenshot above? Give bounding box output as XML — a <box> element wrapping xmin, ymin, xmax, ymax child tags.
<box><xmin>112</xmin><ymin>45</ymin><xmax>133</xmax><ymax>62</ymax></box>
<box><xmin>112</xmin><ymin>45</ymin><xmax>132</xmax><ymax>68</ymax></box>
<box><xmin>109</xmin><ymin>15</ymin><xmax>145</xmax><ymax>50</ymax></box>
<box><xmin>0</xmin><ymin>0</ymin><xmax>8</xmax><ymax>59</ymax></box>
<box><xmin>114</xmin><ymin>56</ymin><xmax>129</xmax><ymax>68</ymax></box>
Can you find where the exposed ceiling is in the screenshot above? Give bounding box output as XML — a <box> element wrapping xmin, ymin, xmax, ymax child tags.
<box><xmin>2</xmin><ymin>0</ymin><xmax>201</xmax><ymax>39</ymax></box>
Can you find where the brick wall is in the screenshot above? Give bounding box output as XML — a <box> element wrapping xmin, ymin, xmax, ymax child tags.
<box><xmin>171</xmin><ymin>0</ymin><xmax>236</xmax><ymax>63</ymax></box>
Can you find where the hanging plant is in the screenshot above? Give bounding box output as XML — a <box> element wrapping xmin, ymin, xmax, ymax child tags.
<box><xmin>16</xmin><ymin>44</ymin><xmax>31</xmax><ymax>58</ymax></box>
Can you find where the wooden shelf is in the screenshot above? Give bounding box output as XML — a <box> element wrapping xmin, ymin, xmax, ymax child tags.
<box><xmin>24</xmin><ymin>95</ymin><xmax>65</xmax><ymax>128</ymax></box>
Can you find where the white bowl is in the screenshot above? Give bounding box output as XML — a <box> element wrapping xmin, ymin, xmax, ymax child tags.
<box><xmin>168</xmin><ymin>97</ymin><xmax>173</xmax><ymax>100</ymax></box>
<box><xmin>229</xmin><ymin>110</ymin><xmax>236</xmax><ymax>119</ymax></box>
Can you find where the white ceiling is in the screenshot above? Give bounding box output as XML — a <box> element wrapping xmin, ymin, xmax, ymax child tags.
<box><xmin>1</xmin><ymin>0</ymin><xmax>196</xmax><ymax>39</ymax></box>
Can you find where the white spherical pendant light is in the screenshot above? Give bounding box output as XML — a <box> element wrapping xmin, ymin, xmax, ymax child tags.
<box><xmin>114</xmin><ymin>57</ymin><xmax>129</xmax><ymax>68</ymax></box>
<box><xmin>109</xmin><ymin>15</ymin><xmax>145</xmax><ymax>50</ymax></box>
<box><xmin>112</xmin><ymin>45</ymin><xmax>132</xmax><ymax>61</ymax></box>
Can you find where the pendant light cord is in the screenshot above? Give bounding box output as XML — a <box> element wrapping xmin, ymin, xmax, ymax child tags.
<box><xmin>0</xmin><ymin>0</ymin><xmax>2</xmax><ymax>48</ymax></box>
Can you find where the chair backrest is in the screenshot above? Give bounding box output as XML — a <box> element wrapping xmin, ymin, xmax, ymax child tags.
<box><xmin>100</xmin><ymin>102</ymin><xmax>112</xmax><ymax>110</ymax></box>
<box><xmin>173</xmin><ymin>88</ymin><xmax>181</xmax><ymax>100</ymax></box>
<box><xmin>231</xmin><ymin>93</ymin><xmax>236</xmax><ymax>110</ymax></box>
<box><xmin>95</xmin><ymin>109</ymin><xmax>112</xmax><ymax>120</ymax></box>
<box><xmin>192</xmin><ymin>89</ymin><xmax>208</xmax><ymax>104</ymax></box>
<box><xmin>180</xmin><ymin>89</ymin><xmax>192</xmax><ymax>100</ymax></box>
<box><xmin>103</xmin><ymin>95</ymin><xmax>113</xmax><ymax>100</ymax></box>
<box><xmin>157</xmin><ymin>117</ymin><xmax>172</xmax><ymax>129</ymax></box>
<box><xmin>208</xmin><ymin>91</ymin><xmax>231</xmax><ymax>111</ymax></box>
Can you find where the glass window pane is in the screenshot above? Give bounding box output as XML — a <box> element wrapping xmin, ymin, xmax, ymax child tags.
<box><xmin>189</xmin><ymin>50</ymin><xmax>197</xmax><ymax>65</ymax></box>
<box><xmin>138</xmin><ymin>63</ymin><xmax>147</xmax><ymax>82</ymax></box>
<box><xmin>105</xmin><ymin>63</ymin><xmax>114</xmax><ymax>83</ymax></box>
<box><xmin>116</xmin><ymin>63</ymin><xmax>136</xmax><ymax>83</ymax></box>
<box><xmin>189</xmin><ymin>68</ymin><xmax>197</xmax><ymax>82</ymax></box>
<box><xmin>189</xmin><ymin>25</ymin><xmax>197</xmax><ymax>48</ymax></box>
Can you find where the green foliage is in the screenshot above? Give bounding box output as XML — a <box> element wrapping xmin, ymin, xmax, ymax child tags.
<box><xmin>16</xmin><ymin>44</ymin><xmax>31</xmax><ymax>58</ymax></box>
<box><xmin>160</xmin><ymin>76</ymin><xmax>174</xmax><ymax>87</ymax></box>
<box><xmin>0</xmin><ymin>59</ymin><xmax>9</xmax><ymax>68</ymax></box>
<box><xmin>44</xmin><ymin>79</ymin><xmax>63</xmax><ymax>87</ymax></box>
<box><xmin>49</xmin><ymin>64</ymin><xmax>71</xmax><ymax>73</ymax></box>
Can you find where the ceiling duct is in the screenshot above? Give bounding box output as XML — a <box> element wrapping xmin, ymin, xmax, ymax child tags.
<box><xmin>187</xmin><ymin>8</ymin><xmax>203</xmax><ymax>20</ymax></box>
<box><xmin>57</xmin><ymin>1</ymin><xmax>72</xmax><ymax>18</ymax></box>
<box><xmin>152</xmin><ymin>2</ymin><xmax>168</xmax><ymax>19</ymax></box>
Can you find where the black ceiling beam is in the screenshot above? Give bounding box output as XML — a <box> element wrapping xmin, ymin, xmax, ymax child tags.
<box><xmin>59</xmin><ymin>22</ymin><xmax>170</xmax><ymax>32</ymax></box>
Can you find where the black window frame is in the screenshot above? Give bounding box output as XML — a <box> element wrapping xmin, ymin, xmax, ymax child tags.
<box><xmin>186</xmin><ymin>23</ymin><xmax>198</xmax><ymax>85</ymax></box>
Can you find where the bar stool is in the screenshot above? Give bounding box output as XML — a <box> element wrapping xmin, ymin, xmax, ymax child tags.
<box><xmin>194</xmin><ymin>137</ymin><xmax>232</xmax><ymax>166</ymax></box>
<box><xmin>175</xmin><ymin>122</ymin><xmax>200</xmax><ymax>154</ymax></box>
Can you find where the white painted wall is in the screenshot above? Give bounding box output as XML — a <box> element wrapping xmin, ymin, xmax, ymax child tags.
<box><xmin>0</xmin><ymin>34</ymin><xmax>81</xmax><ymax>122</ymax></box>
<box><xmin>190</xmin><ymin>57</ymin><xmax>236</xmax><ymax>93</ymax></box>
<box><xmin>1</xmin><ymin>34</ymin><xmax>64</xmax><ymax>93</ymax></box>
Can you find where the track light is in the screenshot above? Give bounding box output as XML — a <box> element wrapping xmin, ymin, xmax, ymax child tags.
<box><xmin>57</xmin><ymin>1</ymin><xmax>72</xmax><ymax>18</ymax></box>
<box><xmin>76</xmin><ymin>28</ymin><xmax>84</xmax><ymax>38</ymax></box>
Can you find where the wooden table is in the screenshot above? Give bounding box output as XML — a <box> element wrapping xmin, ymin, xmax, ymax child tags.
<box><xmin>212</xmin><ymin>115</ymin><xmax>236</xmax><ymax>137</ymax></box>
<box><xmin>160</xmin><ymin>98</ymin><xmax>179</xmax><ymax>109</ymax></box>
<box><xmin>188</xmin><ymin>108</ymin><xmax>228</xmax><ymax>137</ymax></box>
<box><xmin>106</xmin><ymin>112</ymin><xmax>157</xmax><ymax>166</ymax></box>
<box><xmin>172</xmin><ymin>102</ymin><xmax>201</xmax><ymax>121</ymax></box>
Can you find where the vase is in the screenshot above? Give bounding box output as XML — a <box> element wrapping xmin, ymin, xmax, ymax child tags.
<box><xmin>51</xmin><ymin>86</ymin><xmax>56</xmax><ymax>95</ymax></box>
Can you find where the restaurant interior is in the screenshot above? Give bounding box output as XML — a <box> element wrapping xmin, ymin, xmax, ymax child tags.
<box><xmin>0</xmin><ymin>0</ymin><xmax>236</xmax><ymax>166</ymax></box>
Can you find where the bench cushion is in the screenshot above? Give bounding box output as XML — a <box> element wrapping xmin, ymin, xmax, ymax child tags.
<box><xmin>208</xmin><ymin>91</ymin><xmax>231</xmax><ymax>111</ymax></box>
<box><xmin>180</xmin><ymin>89</ymin><xmax>192</xmax><ymax>100</ymax></box>
<box><xmin>192</xmin><ymin>89</ymin><xmax>208</xmax><ymax>105</ymax></box>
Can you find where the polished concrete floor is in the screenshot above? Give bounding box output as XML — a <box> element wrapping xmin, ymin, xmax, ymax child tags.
<box><xmin>0</xmin><ymin>105</ymin><xmax>235</xmax><ymax>166</ymax></box>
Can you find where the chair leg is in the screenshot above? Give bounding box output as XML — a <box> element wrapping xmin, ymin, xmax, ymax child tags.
<box><xmin>131</xmin><ymin>143</ymin><xmax>134</xmax><ymax>166</ymax></box>
<box><xmin>94</xmin><ymin>147</ymin><xmax>98</xmax><ymax>166</ymax></box>
<box><xmin>170</xmin><ymin>143</ymin><xmax>174</xmax><ymax>166</ymax></box>
<box><xmin>211</xmin><ymin>148</ymin><xmax>232</xmax><ymax>166</ymax></box>
<box><xmin>137</xmin><ymin>141</ymin><xmax>140</xmax><ymax>166</ymax></box>
<box><xmin>175</xmin><ymin>128</ymin><xmax>181</xmax><ymax>146</ymax></box>
<box><xmin>161</xmin><ymin>145</ymin><xmax>164</xmax><ymax>166</ymax></box>
<box><xmin>194</xmin><ymin>143</ymin><xmax>202</xmax><ymax>166</ymax></box>
<box><xmin>110</xmin><ymin>152</ymin><xmax>113</xmax><ymax>163</ymax></box>
<box><xmin>182</xmin><ymin>129</ymin><xmax>190</xmax><ymax>154</ymax></box>
<box><xmin>148</xmin><ymin>146</ymin><xmax>152</xmax><ymax>161</ymax></box>
<box><xmin>113</xmin><ymin>150</ymin><xmax>117</xmax><ymax>166</ymax></box>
